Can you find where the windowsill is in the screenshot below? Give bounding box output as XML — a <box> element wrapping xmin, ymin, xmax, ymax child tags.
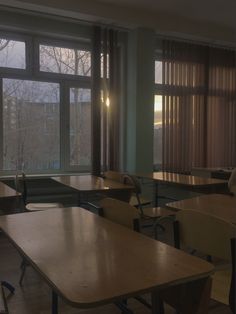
<box><xmin>0</xmin><ymin>172</ymin><xmax>91</xmax><ymax>180</ymax></box>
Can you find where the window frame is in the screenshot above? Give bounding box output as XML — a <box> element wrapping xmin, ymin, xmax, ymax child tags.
<box><xmin>64</xmin><ymin>82</ymin><xmax>92</xmax><ymax>173</ymax></box>
<box><xmin>0</xmin><ymin>31</ymin><xmax>32</xmax><ymax>75</ymax></box>
<box><xmin>0</xmin><ymin>31</ymin><xmax>92</xmax><ymax>176</ymax></box>
<box><xmin>34</xmin><ymin>37</ymin><xmax>92</xmax><ymax>82</ymax></box>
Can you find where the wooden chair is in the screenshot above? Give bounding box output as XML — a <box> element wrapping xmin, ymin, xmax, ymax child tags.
<box><xmin>0</xmin><ymin>281</ymin><xmax>15</xmax><ymax>314</ymax></box>
<box><xmin>103</xmin><ymin>170</ymin><xmax>124</xmax><ymax>182</ymax></box>
<box><xmin>99</xmin><ymin>198</ymin><xmax>164</xmax><ymax>313</ymax></box>
<box><xmin>123</xmin><ymin>174</ymin><xmax>175</xmax><ymax>231</ymax></box>
<box><xmin>123</xmin><ymin>174</ymin><xmax>152</xmax><ymax>209</ymax></box>
<box><xmin>228</xmin><ymin>168</ymin><xmax>236</xmax><ymax>195</ymax></box>
<box><xmin>173</xmin><ymin>209</ymin><xmax>236</xmax><ymax>313</ymax></box>
<box><xmin>99</xmin><ymin>197</ymin><xmax>140</xmax><ymax>231</ymax></box>
<box><xmin>15</xmin><ymin>172</ymin><xmax>63</xmax><ymax>285</ymax></box>
<box><xmin>15</xmin><ymin>172</ymin><xmax>63</xmax><ymax>212</ymax></box>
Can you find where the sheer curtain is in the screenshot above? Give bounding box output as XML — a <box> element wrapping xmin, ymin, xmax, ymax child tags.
<box><xmin>92</xmin><ymin>26</ymin><xmax>121</xmax><ymax>175</ymax></box>
<box><xmin>161</xmin><ymin>40</ymin><xmax>236</xmax><ymax>173</ymax></box>
<box><xmin>162</xmin><ymin>40</ymin><xmax>207</xmax><ymax>172</ymax></box>
<box><xmin>207</xmin><ymin>48</ymin><xmax>236</xmax><ymax>167</ymax></box>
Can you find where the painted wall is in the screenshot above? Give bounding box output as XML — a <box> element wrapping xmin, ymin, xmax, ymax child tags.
<box><xmin>126</xmin><ymin>28</ymin><xmax>155</xmax><ymax>173</ymax></box>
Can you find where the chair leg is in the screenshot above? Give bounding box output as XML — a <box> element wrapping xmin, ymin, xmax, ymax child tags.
<box><xmin>19</xmin><ymin>259</ymin><xmax>28</xmax><ymax>286</ymax></box>
<box><xmin>114</xmin><ymin>301</ymin><xmax>134</xmax><ymax>314</ymax></box>
<box><xmin>1</xmin><ymin>282</ymin><xmax>15</xmax><ymax>294</ymax></box>
<box><xmin>1</xmin><ymin>281</ymin><xmax>15</xmax><ymax>314</ymax></box>
<box><xmin>134</xmin><ymin>296</ymin><xmax>152</xmax><ymax>309</ymax></box>
<box><xmin>151</xmin><ymin>291</ymin><xmax>165</xmax><ymax>314</ymax></box>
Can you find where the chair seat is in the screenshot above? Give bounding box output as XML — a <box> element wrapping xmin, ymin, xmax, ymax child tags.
<box><xmin>129</xmin><ymin>195</ymin><xmax>152</xmax><ymax>208</ymax></box>
<box><xmin>26</xmin><ymin>203</ymin><xmax>62</xmax><ymax>211</ymax></box>
<box><xmin>211</xmin><ymin>267</ymin><xmax>231</xmax><ymax>305</ymax></box>
<box><xmin>142</xmin><ymin>206</ymin><xmax>176</xmax><ymax>218</ymax></box>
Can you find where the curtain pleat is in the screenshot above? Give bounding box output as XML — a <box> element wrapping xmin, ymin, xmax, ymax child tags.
<box><xmin>162</xmin><ymin>40</ymin><xmax>236</xmax><ymax>173</ymax></box>
<box><xmin>207</xmin><ymin>48</ymin><xmax>236</xmax><ymax>167</ymax></box>
<box><xmin>92</xmin><ymin>26</ymin><xmax>120</xmax><ymax>175</ymax></box>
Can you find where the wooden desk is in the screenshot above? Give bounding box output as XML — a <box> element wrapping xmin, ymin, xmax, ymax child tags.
<box><xmin>166</xmin><ymin>193</ymin><xmax>236</xmax><ymax>224</ymax></box>
<box><xmin>192</xmin><ymin>167</ymin><xmax>233</xmax><ymax>180</ymax></box>
<box><xmin>53</xmin><ymin>175</ymin><xmax>133</xmax><ymax>204</ymax></box>
<box><xmin>0</xmin><ymin>208</ymin><xmax>213</xmax><ymax>314</ymax></box>
<box><xmin>138</xmin><ymin>172</ymin><xmax>227</xmax><ymax>206</ymax></box>
<box><xmin>0</xmin><ymin>181</ymin><xmax>21</xmax><ymax>213</ymax></box>
<box><xmin>140</xmin><ymin>172</ymin><xmax>227</xmax><ymax>187</ymax></box>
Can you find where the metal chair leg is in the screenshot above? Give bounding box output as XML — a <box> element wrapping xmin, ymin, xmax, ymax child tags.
<box><xmin>19</xmin><ymin>259</ymin><xmax>27</xmax><ymax>286</ymax></box>
<box><xmin>1</xmin><ymin>281</ymin><xmax>15</xmax><ymax>314</ymax></box>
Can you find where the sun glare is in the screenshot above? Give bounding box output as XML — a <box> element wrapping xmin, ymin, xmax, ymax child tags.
<box><xmin>154</xmin><ymin>95</ymin><xmax>162</xmax><ymax>112</ymax></box>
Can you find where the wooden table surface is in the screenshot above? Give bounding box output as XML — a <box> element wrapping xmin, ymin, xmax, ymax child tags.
<box><xmin>139</xmin><ymin>172</ymin><xmax>227</xmax><ymax>187</ymax></box>
<box><xmin>0</xmin><ymin>207</ymin><xmax>213</xmax><ymax>312</ymax></box>
<box><xmin>166</xmin><ymin>193</ymin><xmax>236</xmax><ymax>224</ymax></box>
<box><xmin>53</xmin><ymin>175</ymin><xmax>133</xmax><ymax>204</ymax></box>
<box><xmin>0</xmin><ymin>181</ymin><xmax>20</xmax><ymax>198</ymax></box>
<box><xmin>53</xmin><ymin>175</ymin><xmax>133</xmax><ymax>192</ymax></box>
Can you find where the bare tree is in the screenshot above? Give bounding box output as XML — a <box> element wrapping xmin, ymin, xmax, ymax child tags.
<box><xmin>2</xmin><ymin>43</ymin><xmax>92</xmax><ymax>172</ymax></box>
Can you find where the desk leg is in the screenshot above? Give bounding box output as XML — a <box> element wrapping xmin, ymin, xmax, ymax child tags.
<box><xmin>155</xmin><ymin>182</ymin><xmax>158</xmax><ymax>207</ymax></box>
<box><xmin>77</xmin><ymin>192</ymin><xmax>81</xmax><ymax>206</ymax></box>
<box><xmin>151</xmin><ymin>290</ymin><xmax>164</xmax><ymax>314</ymax></box>
<box><xmin>52</xmin><ymin>291</ymin><xmax>58</xmax><ymax>314</ymax></box>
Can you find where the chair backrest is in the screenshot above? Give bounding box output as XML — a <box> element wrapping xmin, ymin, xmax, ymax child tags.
<box><xmin>15</xmin><ymin>172</ymin><xmax>27</xmax><ymax>205</ymax></box>
<box><xmin>123</xmin><ymin>174</ymin><xmax>143</xmax><ymax>213</ymax></box>
<box><xmin>99</xmin><ymin>197</ymin><xmax>140</xmax><ymax>231</ymax></box>
<box><xmin>123</xmin><ymin>174</ymin><xmax>142</xmax><ymax>194</ymax></box>
<box><xmin>175</xmin><ymin>209</ymin><xmax>236</xmax><ymax>261</ymax></box>
<box><xmin>228</xmin><ymin>168</ymin><xmax>236</xmax><ymax>195</ymax></box>
<box><xmin>104</xmin><ymin>171</ymin><xmax>124</xmax><ymax>182</ymax></box>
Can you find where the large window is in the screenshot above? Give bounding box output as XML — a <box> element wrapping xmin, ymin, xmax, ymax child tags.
<box><xmin>0</xmin><ymin>34</ymin><xmax>92</xmax><ymax>174</ymax></box>
<box><xmin>39</xmin><ymin>44</ymin><xmax>91</xmax><ymax>76</ymax></box>
<box><xmin>154</xmin><ymin>40</ymin><xmax>236</xmax><ymax>173</ymax></box>
<box><xmin>69</xmin><ymin>88</ymin><xmax>91</xmax><ymax>167</ymax></box>
<box><xmin>3</xmin><ymin>79</ymin><xmax>60</xmax><ymax>171</ymax></box>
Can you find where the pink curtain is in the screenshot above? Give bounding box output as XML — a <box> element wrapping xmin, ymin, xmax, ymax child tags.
<box><xmin>162</xmin><ymin>40</ymin><xmax>236</xmax><ymax>173</ymax></box>
<box><xmin>207</xmin><ymin>48</ymin><xmax>236</xmax><ymax>167</ymax></box>
<box><xmin>162</xmin><ymin>40</ymin><xmax>207</xmax><ymax>172</ymax></box>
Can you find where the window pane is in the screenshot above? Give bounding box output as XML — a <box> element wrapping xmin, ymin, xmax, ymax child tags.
<box><xmin>3</xmin><ymin>79</ymin><xmax>60</xmax><ymax>171</ymax></box>
<box><xmin>70</xmin><ymin>88</ymin><xmax>91</xmax><ymax>167</ymax></box>
<box><xmin>0</xmin><ymin>39</ymin><xmax>26</xmax><ymax>69</ymax></box>
<box><xmin>101</xmin><ymin>53</ymin><xmax>109</xmax><ymax>78</ymax></box>
<box><xmin>154</xmin><ymin>95</ymin><xmax>162</xmax><ymax>169</ymax></box>
<box><xmin>40</xmin><ymin>45</ymin><xmax>91</xmax><ymax>76</ymax></box>
<box><xmin>155</xmin><ymin>61</ymin><xmax>162</xmax><ymax>84</ymax></box>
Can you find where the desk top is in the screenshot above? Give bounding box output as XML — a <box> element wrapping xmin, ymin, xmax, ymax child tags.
<box><xmin>166</xmin><ymin>193</ymin><xmax>236</xmax><ymax>224</ymax></box>
<box><xmin>0</xmin><ymin>207</ymin><xmax>213</xmax><ymax>308</ymax></box>
<box><xmin>139</xmin><ymin>172</ymin><xmax>227</xmax><ymax>187</ymax></box>
<box><xmin>53</xmin><ymin>175</ymin><xmax>132</xmax><ymax>192</ymax></box>
<box><xmin>0</xmin><ymin>181</ymin><xmax>20</xmax><ymax>198</ymax></box>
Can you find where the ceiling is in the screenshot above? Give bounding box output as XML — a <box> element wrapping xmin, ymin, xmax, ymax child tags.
<box><xmin>1</xmin><ymin>0</ymin><xmax>236</xmax><ymax>45</ymax></box>
<box><xmin>97</xmin><ymin>0</ymin><xmax>236</xmax><ymax>29</ymax></box>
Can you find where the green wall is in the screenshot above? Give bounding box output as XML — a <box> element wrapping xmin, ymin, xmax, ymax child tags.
<box><xmin>126</xmin><ymin>28</ymin><xmax>155</xmax><ymax>173</ymax></box>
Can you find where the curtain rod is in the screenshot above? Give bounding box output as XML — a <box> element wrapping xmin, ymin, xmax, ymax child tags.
<box><xmin>155</xmin><ymin>32</ymin><xmax>236</xmax><ymax>51</ymax></box>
